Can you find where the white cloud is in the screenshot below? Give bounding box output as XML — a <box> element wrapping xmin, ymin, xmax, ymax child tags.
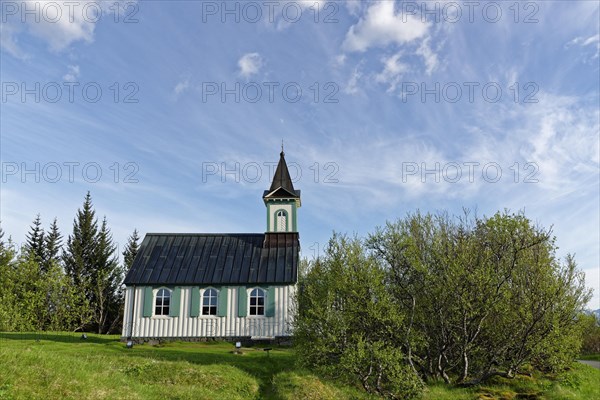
<box><xmin>345</xmin><ymin>65</ymin><xmax>363</xmax><ymax>95</ymax></box>
<box><xmin>334</xmin><ymin>54</ymin><xmax>347</xmax><ymax>67</ymax></box>
<box><xmin>569</xmin><ymin>34</ymin><xmax>600</xmax><ymax>47</ymax></box>
<box><xmin>375</xmin><ymin>52</ymin><xmax>409</xmax><ymax>92</ymax></box>
<box><xmin>1</xmin><ymin>1</ymin><xmax>137</xmax><ymax>56</ymax></box>
<box><xmin>342</xmin><ymin>1</ymin><xmax>430</xmax><ymax>52</ymax></box>
<box><xmin>0</xmin><ymin>23</ymin><xmax>28</xmax><ymax>59</ymax></box>
<box><xmin>462</xmin><ymin>93</ymin><xmax>599</xmax><ymax>193</ymax></box>
<box><xmin>62</xmin><ymin>64</ymin><xmax>80</xmax><ymax>81</ymax></box>
<box><xmin>416</xmin><ymin>38</ymin><xmax>439</xmax><ymax>75</ymax></box>
<box><xmin>523</xmin><ymin>98</ymin><xmax>599</xmax><ymax>187</ymax></box>
<box><xmin>238</xmin><ymin>53</ymin><xmax>263</xmax><ymax>78</ymax></box>
<box><xmin>271</xmin><ymin>0</ymin><xmax>328</xmax><ymax>30</ymax></box>
<box><xmin>173</xmin><ymin>79</ymin><xmax>190</xmax><ymax>95</ymax></box>
<box><xmin>568</xmin><ymin>34</ymin><xmax>600</xmax><ymax>59</ymax></box>
<box><xmin>344</xmin><ymin>0</ymin><xmax>363</xmax><ymax>16</ymax></box>
<box><xmin>26</xmin><ymin>1</ymin><xmax>95</xmax><ymax>51</ymax></box>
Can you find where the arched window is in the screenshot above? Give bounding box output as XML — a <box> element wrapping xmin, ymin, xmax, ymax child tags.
<box><xmin>202</xmin><ymin>288</ymin><xmax>218</xmax><ymax>316</ymax></box>
<box><xmin>249</xmin><ymin>288</ymin><xmax>265</xmax><ymax>316</ymax></box>
<box><xmin>276</xmin><ymin>210</ymin><xmax>287</xmax><ymax>232</ymax></box>
<box><xmin>155</xmin><ymin>288</ymin><xmax>171</xmax><ymax>316</ymax></box>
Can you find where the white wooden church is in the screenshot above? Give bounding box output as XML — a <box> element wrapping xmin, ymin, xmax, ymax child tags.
<box><xmin>121</xmin><ymin>150</ymin><xmax>300</xmax><ymax>340</ymax></box>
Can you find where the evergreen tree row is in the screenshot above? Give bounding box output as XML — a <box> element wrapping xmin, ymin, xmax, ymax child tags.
<box><xmin>0</xmin><ymin>192</ymin><xmax>140</xmax><ymax>334</ymax></box>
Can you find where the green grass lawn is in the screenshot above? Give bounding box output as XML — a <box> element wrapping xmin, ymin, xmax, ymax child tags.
<box><xmin>579</xmin><ymin>353</ymin><xmax>600</xmax><ymax>361</ymax></box>
<box><xmin>0</xmin><ymin>332</ymin><xmax>598</xmax><ymax>400</ymax></box>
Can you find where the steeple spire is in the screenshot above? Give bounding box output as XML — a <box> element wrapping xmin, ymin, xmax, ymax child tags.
<box><xmin>267</xmin><ymin>150</ymin><xmax>298</xmax><ymax>196</ymax></box>
<box><xmin>263</xmin><ymin>148</ymin><xmax>301</xmax><ymax>233</ymax></box>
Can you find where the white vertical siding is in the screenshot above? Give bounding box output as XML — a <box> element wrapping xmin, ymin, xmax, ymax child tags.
<box><xmin>121</xmin><ymin>285</ymin><xmax>296</xmax><ymax>338</ymax></box>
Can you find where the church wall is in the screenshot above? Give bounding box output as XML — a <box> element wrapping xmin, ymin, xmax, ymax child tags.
<box><xmin>122</xmin><ymin>285</ymin><xmax>296</xmax><ymax>339</ymax></box>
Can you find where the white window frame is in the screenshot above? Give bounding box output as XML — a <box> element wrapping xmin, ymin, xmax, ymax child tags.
<box><xmin>201</xmin><ymin>287</ymin><xmax>219</xmax><ymax>317</ymax></box>
<box><xmin>248</xmin><ymin>287</ymin><xmax>266</xmax><ymax>317</ymax></box>
<box><xmin>154</xmin><ymin>287</ymin><xmax>171</xmax><ymax>317</ymax></box>
<box><xmin>275</xmin><ymin>209</ymin><xmax>288</xmax><ymax>232</ymax></box>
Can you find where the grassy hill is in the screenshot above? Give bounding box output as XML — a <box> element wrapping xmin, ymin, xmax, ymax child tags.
<box><xmin>0</xmin><ymin>332</ymin><xmax>598</xmax><ymax>400</ymax></box>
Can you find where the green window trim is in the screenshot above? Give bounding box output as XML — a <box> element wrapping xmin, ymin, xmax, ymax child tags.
<box><xmin>169</xmin><ymin>287</ymin><xmax>181</xmax><ymax>317</ymax></box>
<box><xmin>143</xmin><ymin>286</ymin><xmax>153</xmax><ymax>317</ymax></box>
<box><xmin>266</xmin><ymin>286</ymin><xmax>276</xmax><ymax>317</ymax></box>
<box><xmin>217</xmin><ymin>287</ymin><xmax>228</xmax><ymax>317</ymax></box>
<box><xmin>190</xmin><ymin>287</ymin><xmax>200</xmax><ymax>317</ymax></box>
<box><xmin>291</xmin><ymin>202</ymin><xmax>297</xmax><ymax>231</ymax></box>
<box><xmin>238</xmin><ymin>286</ymin><xmax>247</xmax><ymax>317</ymax></box>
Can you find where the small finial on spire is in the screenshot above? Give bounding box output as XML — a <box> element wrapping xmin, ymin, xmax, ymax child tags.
<box><xmin>281</xmin><ymin>139</ymin><xmax>284</xmax><ymax>155</ymax></box>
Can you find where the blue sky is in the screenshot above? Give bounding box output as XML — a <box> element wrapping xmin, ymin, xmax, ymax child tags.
<box><xmin>1</xmin><ymin>0</ymin><xmax>599</xmax><ymax>308</ymax></box>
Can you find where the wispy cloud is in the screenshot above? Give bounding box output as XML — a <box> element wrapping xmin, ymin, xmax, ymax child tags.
<box><xmin>238</xmin><ymin>53</ymin><xmax>263</xmax><ymax>78</ymax></box>
<box><xmin>0</xmin><ymin>22</ymin><xmax>29</xmax><ymax>59</ymax></box>
<box><xmin>344</xmin><ymin>64</ymin><xmax>363</xmax><ymax>94</ymax></box>
<box><xmin>1</xmin><ymin>0</ymin><xmax>138</xmax><ymax>56</ymax></box>
<box><xmin>568</xmin><ymin>34</ymin><xmax>600</xmax><ymax>59</ymax></box>
<box><xmin>342</xmin><ymin>1</ymin><xmax>430</xmax><ymax>52</ymax></box>
<box><xmin>7</xmin><ymin>0</ymin><xmax>95</xmax><ymax>53</ymax></box>
<box><xmin>173</xmin><ymin>79</ymin><xmax>190</xmax><ymax>96</ymax></box>
<box><xmin>62</xmin><ymin>65</ymin><xmax>80</xmax><ymax>81</ymax></box>
<box><xmin>416</xmin><ymin>38</ymin><xmax>439</xmax><ymax>75</ymax></box>
<box><xmin>375</xmin><ymin>52</ymin><xmax>409</xmax><ymax>92</ymax></box>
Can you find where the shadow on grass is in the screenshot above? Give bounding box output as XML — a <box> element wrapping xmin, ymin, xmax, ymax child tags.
<box><xmin>1</xmin><ymin>333</ymin><xmax>296</xmax><ymax>398</ymax></box>
<box><xmin>0</xmin><ymin>331</ymin><xmax>117</xmax><ymax>345</ymax></box>
<box><xmin>118</xmin><ymin>344</ymin><xmax>296</xmax><ymax>399</ymax></box>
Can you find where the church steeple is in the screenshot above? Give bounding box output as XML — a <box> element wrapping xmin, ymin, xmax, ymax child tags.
<box><xmin>267</xmin><ymin>149</ymin><xmax>299</xmax><ymax>198</ymax></box>
<box><xmin>263</xmin><ymin>148</ymin><xmax>300</xmax><ymax>233</ymax></box>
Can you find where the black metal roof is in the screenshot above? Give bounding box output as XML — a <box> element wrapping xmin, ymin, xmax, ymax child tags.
<box><xmin>123</xmin><ymin>233</ymin><xmax>299</xmax><ymax>286</ymax></box>
<box><xmin>263</xmin><ymin>151</ymin><xmax>300</xmax><ymax>199</ymax></box>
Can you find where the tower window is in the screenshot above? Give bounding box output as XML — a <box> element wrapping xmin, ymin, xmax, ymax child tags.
<box><xmin>276</xmin><ymin>210</ymin><xmax>287</xmax><ymax>232</ymax></box>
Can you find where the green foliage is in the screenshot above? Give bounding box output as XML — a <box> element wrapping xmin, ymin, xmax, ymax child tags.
<box><xmin>23</xmin><ymin>214</ymin><xmax>45</xmax><ymax>264</ymax></box>
<box><xmin>122</xmin><ymin>228</ymin><xmax>140</xmax><ymax>270</ymax></box>
<box><xmin>296</xmin><ymin>210</ymin><xmax>591</xmax><ymax>395</ymax></box>
<box><xmin>44</xmin><ymin>217</ymin><xmax>63</xmax><ymax>272</ymax></box>
<box><xmin>62</xmin><ymin>192</ymin><xmax>123</xmax><ymax>333</ymax></box>
<box><xmin>580</xmin><ymin>313</ymin><xmax>600</xmax><ymax>355</ymax></box>
<box><xmin>295</xmin><ymin>234</ymin><xmax>423</xmax><ymax>399</ymax></box>
<box><xmin>91</xmin><ymin>217</ymin><xmax>123</xmax><ymax>333</ymax></box>
<box><xmin>366</xmin><ymin>210</ymin><xmax>591</xmax><ymax>385</ymax></box>
<box><xmin>0</xmin><ymin>231</ymin><xmax>17</xmax><ymax>331</ymax></box>
<box><xmin>340</xmin><ymin>338</ymin><xmax>424</xmax><ymax>399</ymax></box>
<box><xmin>0</xmin><ymin>252</ymin><xmax>87</xmax><ymax>332</ymax></box>
<box><xmin>1</xmin><ymin>193</ymin><xmax>125</xmax><ymax>334</ymax></box>
<box><xmin>63</xmin><ymin>192</ymin><xmax>99</xmax><ymax>290</ymax></box>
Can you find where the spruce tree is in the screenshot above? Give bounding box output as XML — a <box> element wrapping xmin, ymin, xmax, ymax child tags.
<box><xmin>24</xmin><ymin>214</ymin><xmax>45</xmax><ymax>264</ymax></box>
<box><xmin>63</xmin><ymin>192</ymin><xmax>98</xmax><ymax>290</ymax></box>
<box><xmin>108</xmin><ymin>229</ymin><xmax>140</xmax><ymax>334</ymax></box>
<box><xmin>0</xmin><ymin>224</ymin><xmax>15</xmax><ymax>267</ymax></box>
<box><xmin>122</xmin><ymin>229</ymin><xmax>140</xmax><ymax>270</ymax></box>
<box><xmin>44</xmin><ymin>217</ymin><xmax>63</xmax><ymax>271</ymax></box>
<box><xmin>63</xmin><ymin>192</ymin><xmax>98</xmax><ymax>330</ymax></box>
<box><xmin>92</xmin><ymin>217</ymin><xmax>121</xmax><ymax>333</ymax></box>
